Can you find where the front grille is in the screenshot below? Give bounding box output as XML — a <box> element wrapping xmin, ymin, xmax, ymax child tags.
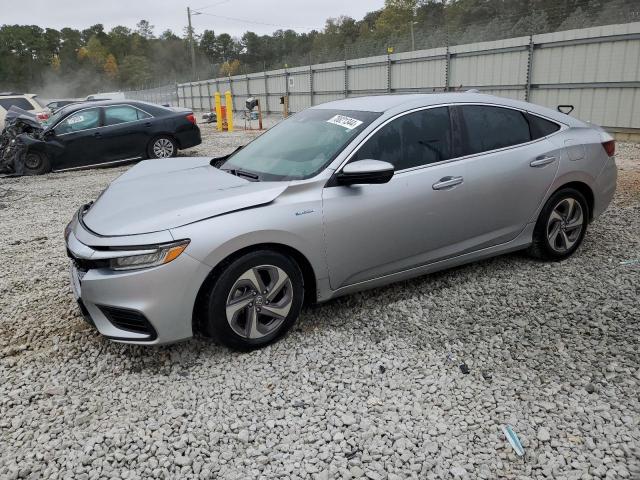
<box><xmin>67</xmin><ymin>248</ymin><xmax>110</xmax><ymax>272</ymax></box>
<box><xmin>98</xmin><ymin>305</ymin><xmax>157</xmax><ymax>339</ymax></box>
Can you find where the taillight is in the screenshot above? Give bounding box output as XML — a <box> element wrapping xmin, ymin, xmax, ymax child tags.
<box><xmin>186</xmin><ymin>113</ymin><xmax>196</xmax><ymax>124</ymax></box>
<box><xmin>36</xmin><ymin>112</ymin><xmax>50</xmax><ymax>121</ymax></box>
<box><xmin>602</xmin><ymin>140</ymin><xmax>615</xmax><ymax>157</ymax></box>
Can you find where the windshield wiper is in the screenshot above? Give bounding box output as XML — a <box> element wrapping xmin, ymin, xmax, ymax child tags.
<box><xmin>222</xmin><ymin>168</ymin><xmax>260</xmax><ymax>181</ymax></box>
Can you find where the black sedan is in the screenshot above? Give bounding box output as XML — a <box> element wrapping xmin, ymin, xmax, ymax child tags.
<box><xmin>18</xmin><ymin>100</ymin><xmax>201</xmax><ymax>174</ymax></box>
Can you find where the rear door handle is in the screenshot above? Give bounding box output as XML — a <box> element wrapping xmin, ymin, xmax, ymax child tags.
<box><xmin>530</xmin><ymin>155</ymin><xmax>556</xmax><ymax>167</ymax></box>
<box><xmin>144</xmin><ymin>122</ymin><xmax>152</xmax><ymax>127</ymax></box>
<box><xmin>93</xmin><ymin>131</ymin><xmax>101</xmax><ymax>138</ymax></box>
<box><xmin>432</xmin><ymin>176</ymin><xmax>464</xmax><ymax>190</ymax></box>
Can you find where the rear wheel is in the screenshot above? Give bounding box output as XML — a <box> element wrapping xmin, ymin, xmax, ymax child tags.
<box><xmin>23</xmin><ymin>152</ymin><xmax>51</xmax><ymax>175</ymax></box>
<box><xmin>147</xmin><ymin>136</ymin><xmax>177</xmax><ymax>159</ymax></box>
<box><xmin>528</xmin><ymin>188</ymin><xmax>589</xmax><ymax>261</ymax></box>
<box><xmin>203</xmin><ymin>250</ymin><xmax>304</xmax><ymax>350</ymax></box>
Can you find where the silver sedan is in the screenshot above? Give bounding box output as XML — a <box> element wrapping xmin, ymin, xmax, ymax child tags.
<box><xmin>65</xmin><ymin>93</ymin><xmax>617</xmax><ymax>349</ymax></box>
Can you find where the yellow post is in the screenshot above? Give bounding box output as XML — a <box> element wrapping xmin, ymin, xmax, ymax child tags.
<box><xmin>224</xmin><ymin>90</ymin><xmax>234</xmax><ymax>132</ymax></box>
<box><xmin>214</xmin><ymin>92</ymin><xmax>223</xmax><ymax>131</ymax></box>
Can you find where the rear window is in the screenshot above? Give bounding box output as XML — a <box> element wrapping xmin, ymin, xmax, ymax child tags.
<box><xmin>527</xmin><ymin>113</ymin><xmax>561</xmax><ymax>139</ymax></box>
<box><xmin>0</xmin><ymin>98</ymin><xmax>34</xmax><ymax>111</ymax></box>
<box><xmin>458</xmin><ymin>105</ymin><xmax>531</xmax><ymax>155</ymax></box>
<box><xmin>31</xmin><ymin>96</ymin><xmax>46</xmax><ymax>109</ymax></box>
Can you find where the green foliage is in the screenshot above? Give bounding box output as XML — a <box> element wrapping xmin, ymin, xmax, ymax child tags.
<box><xmin>0</xmin><ymin>0</ymin><xmax>631</xmax><ymax>94</ymax></box>
<box><xmin>119</xmin><ymin>55</ymin><xmax>152</xmax><ymax>87</ymax></box>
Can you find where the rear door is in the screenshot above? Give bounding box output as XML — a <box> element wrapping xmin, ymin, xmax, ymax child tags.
<box><xmin>52</xmin><ymin>107</ymin><xmax>103</xmax><ymax>169</ymax></box>
<box><xmin>101</xmin><ymin>105</ymin><xmax>153</xmax><ymax>161</ymax></box>
<box><xmin>447</xmin><ymin>104</ymin><xmax>561</xmax><ymax>249</ymax></box>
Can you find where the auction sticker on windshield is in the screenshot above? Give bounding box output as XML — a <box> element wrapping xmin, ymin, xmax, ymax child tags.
<box><xmin>326</xmin><ymin>114</ymin><xmax>363</xmax><ymax>130</ymax></box>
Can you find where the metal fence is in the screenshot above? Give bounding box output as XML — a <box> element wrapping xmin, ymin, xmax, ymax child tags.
<box><xmin>127</xmin><ymin>21</ymin><xmax>640</xmax><ymax>133</ymax></box>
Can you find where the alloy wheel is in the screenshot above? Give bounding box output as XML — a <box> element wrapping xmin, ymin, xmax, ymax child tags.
<box><xmin>225</xmin><ymin>265</ymin><xmax>293</xmax><ymax>339</ymax></box>
<box><xmin>153</xmin><ymin>138</ymin><xmax>174</xmax><ymax>158</ymax></box>
<box><xmin>546</xmin><ymin>197</ymin><xmax>584</xmax><ymax>253</ymax></box>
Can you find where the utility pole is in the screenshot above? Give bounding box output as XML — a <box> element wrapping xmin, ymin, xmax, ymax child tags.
<box><xmin>187</xmin><ymin>7</ymin><xmax>197</xmax><ymax>80</ymax></box>
<box><xmin>410</xmin><ymin>21</ymin><xmax>415</xmax><ymax>51</ymax></box>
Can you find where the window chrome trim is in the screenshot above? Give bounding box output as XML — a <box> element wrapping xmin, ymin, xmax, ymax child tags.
<box><xmin>333</xmin><ymin>102</ymin><xmax>568</xmax><ymax>176</ymax></box>
<box><xmin>52</xmin><ymin>104</ymin><xmax>154</xmax><ymax>135</ymax></box>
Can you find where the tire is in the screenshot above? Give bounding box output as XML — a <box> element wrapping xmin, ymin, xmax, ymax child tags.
<box><xmin>23</xmin><ymin>151</ymin><xmax>51</xmax><ymax>176</ymax></box>
<box><xmin>147</xmin><ymin>135</ymin><xmax>177</xmax><ymax>159</ymax></box>
<box><xmin>527</xmin><ymin>187</ymin><xmax>589</xmax><ymax>261</ymax></box>
<box><xmin>203</xmin><ymin>250</ymin><xmax>304</xmax><ymax>351</ymax></box>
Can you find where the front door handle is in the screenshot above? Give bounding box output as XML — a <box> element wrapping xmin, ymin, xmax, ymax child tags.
<box><xmin>530</xmin><ymin>155</ymin><xmax>556</xmax><ymax>167</ymax></box>
<box><xmin>432</xmin><ymin>176</ymin><xmax>464</xmax><ymax>190</ymax></box>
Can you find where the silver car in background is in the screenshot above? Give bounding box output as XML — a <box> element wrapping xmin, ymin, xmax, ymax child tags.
<box><xmin>65</xmin><ymin>93</ymin><xmax>617</xmax><ymax>350</ymax></box>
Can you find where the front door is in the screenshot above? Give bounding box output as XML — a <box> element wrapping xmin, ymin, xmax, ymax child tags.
<box><xmin>52</xmin><ymin>107</ymin><xmax>103</xmax><ymax>169</ymax></box>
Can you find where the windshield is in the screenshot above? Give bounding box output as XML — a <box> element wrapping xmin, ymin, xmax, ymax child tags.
<box><xmin>222</xmin><ymin>108</ymin><xmax>380</xmax><ymax>181</ymax></box>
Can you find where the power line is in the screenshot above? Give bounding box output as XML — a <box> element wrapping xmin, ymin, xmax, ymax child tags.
<box><xmin>190</xmin><ymin>0</ymin><xmax>231</xmax><ymax>11</ymax></box>
<box><xmin>192</xmin><ymin>10</ymin><xmax>317</xmax><ymax>30</ymax></box>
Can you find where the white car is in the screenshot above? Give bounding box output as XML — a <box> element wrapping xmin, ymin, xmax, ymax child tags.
<box><xmin>0</xmin><ymin>93</ymin><xmax>50</xmax><ymax>126</ymax></box>
<box><xmin>85</xmin><ymin>92</ymin><xmax>126</xmax><ymax>101</ymax></box>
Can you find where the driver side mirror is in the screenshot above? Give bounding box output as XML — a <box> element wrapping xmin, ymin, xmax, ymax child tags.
<box><xmin>44</xmin><ymin>129</ymin><xmax>56</xmax><ymax>139</ymax></box>
<box><xmin>336</xmin><ymin>159</ymin><xmax>394</xmax><ymax>186</ymax></box>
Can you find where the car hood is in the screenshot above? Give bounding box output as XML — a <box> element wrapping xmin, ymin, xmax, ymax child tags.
<box><xmin>82</xmin><ymin>157</ymin><xmax>288</xmax><ymax>236</ymax></box>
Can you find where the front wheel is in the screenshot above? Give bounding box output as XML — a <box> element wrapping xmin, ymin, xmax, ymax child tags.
<box><xmin>203</xmin><ymin>250</ymin><xmax>304</xmax><ymax>350</ymax></box>
<box><xmin>23</xmin><ymin>151</ymin><xmax>51</xmax><ymax>175</ymax></box>
<box><xmin>528</xmin><ymin>188</ymin><xmax>589</xmax><ymax>261</ymax></box>
<box><xmin>147</xmin><ymin>136</ymin><xmax>177</xmax><ymax>159</ymax></box>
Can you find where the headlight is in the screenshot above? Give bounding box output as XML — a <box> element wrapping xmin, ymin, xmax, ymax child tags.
<box><xmin>110</xmin><ymin>240</ymin><xmax>190</xmax><ymax>271</ymax></box>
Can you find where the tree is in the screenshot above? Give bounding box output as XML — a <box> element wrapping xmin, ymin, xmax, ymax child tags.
<box><xmin>119</xmin><ymin>55</ymin><xmax>152</xmax><ymax>87</ymax></box>
<box><xmin>84</xmin><ymin>36</ymin><xmax>108</xmax><ymax>66</ymax></box>
<box><xmin>136</xmin><ymin>20</ymin><xmax>155</xmax><ymax>39</ymax></box>
<box><xmin>103</xmin><ymin>54</ymin><xmax>118</xmax><ymax>79</ymax></box>
<box><xmin>214</xmin><ymin>33</ymin><xmax>237</xmax><ymax>62</ymax></box>
<box><xmin>220</xmin><ymin>59</ymin><xmax>241</xmax><ymax>76</ymax></box>
<box><xmin>200</xmin><ymin>30</ymin><xmax>217</xmax><ymax>61</ymax></box>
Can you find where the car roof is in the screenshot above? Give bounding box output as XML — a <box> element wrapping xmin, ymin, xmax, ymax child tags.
<box><xmin>311</xmin><ymin>93</ymin><xmax>582</xmax><ymax>126</ymax></box>
<box><xmin>57</xmin><ymin>99</ymin><xmax>161</xmax><ymax>113</ymax></box>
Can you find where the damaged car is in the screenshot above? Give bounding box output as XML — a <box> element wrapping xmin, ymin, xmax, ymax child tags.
<box><xmin>0</xmin><ymin>100</ymin><xmax>201</xmax><ymax>175</ymax></box>
<box><xmin>65</xmin><ymin>93</ymin><xmax>617</xmax><ymax>350</ymax></box>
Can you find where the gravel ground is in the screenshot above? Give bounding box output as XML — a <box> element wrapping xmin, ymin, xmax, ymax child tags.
<box><xmin>0</xmin><ymin>128</ymin><xmax>639</xmax><ymax>480</ymax></box>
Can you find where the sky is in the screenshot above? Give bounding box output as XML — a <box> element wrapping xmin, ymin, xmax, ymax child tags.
<box><xmin>0</xmin><ymin>0</ymin><xmax>385</xmax><ymax>37</ymax></box>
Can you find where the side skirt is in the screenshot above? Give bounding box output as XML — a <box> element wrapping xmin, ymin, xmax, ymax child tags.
<box><xmin>317</xmin><ymin>222</ymin><xmax>536</xmax><ymax>302</ymax></box>
<box><xmin>53</xmin><ymin>156</ymin><xmax>143</xmax><ymax>172</ymax></box>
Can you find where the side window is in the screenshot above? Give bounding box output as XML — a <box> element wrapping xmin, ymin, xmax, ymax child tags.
<box><xmin>527</xmin><ymin>113</ymin><xmax>561</xmax><ymax>139</ymax></box>
<box><xmin>55</xmin><ymin>108</ymin><xmax>101</xmax><ymax>134</ymax></box>
<box><xmin>104</xmin><ymin>106</ymin><xmax>148</xmax><ymax>126</ymax></box>
<box><xmin>459</xmin><ymin>105</ymin><xmax>531</xmax><ymax>155</ymax></box>
<box><xmin>0</xmin><ymin>98</ymin><xmax>35</xmax><ymax>111</ymax></box>
<box><xmin>353</xmin><ymin>107</ymin><xmax>452</xmax><ymax>170</ymax></box>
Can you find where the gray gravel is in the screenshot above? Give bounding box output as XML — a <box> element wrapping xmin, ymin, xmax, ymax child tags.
<box><xmin>1</xmin><ymin>129</ymin><xmax>639</xmax><ymax>479</ymax></box>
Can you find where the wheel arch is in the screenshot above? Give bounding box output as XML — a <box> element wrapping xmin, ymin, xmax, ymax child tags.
<box><xmin>191</xmin><ymin>242</ymin><xmax>318</xmax><ymax>336</ymax></box>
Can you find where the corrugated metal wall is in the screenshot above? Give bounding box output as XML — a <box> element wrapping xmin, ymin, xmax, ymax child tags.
<box><xmin>173</xmin><ymin>21</ymin><xmax>640</xmax><ymax>131</ymax></box>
